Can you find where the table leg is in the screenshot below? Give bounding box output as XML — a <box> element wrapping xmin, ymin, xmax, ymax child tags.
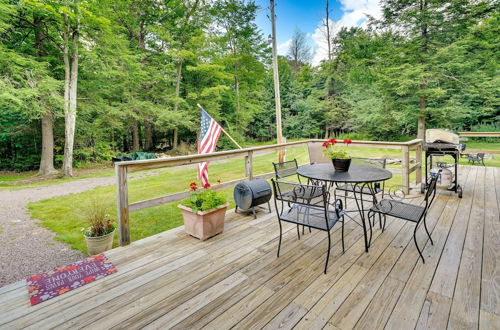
<box><xmin>353</xmin><ymin>182</ymin><xmax>372</xmax><ymax>252</ymax></box>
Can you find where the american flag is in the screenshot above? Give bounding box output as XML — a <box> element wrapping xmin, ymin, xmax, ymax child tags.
<box><xmin>198</xmin><ymin>107</ymin><xmax>222</xmax><ymax>186</ymax></box>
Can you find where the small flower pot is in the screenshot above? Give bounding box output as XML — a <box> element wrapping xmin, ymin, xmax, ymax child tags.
<box><xmin>178</xmin><ymin>203</ymin><xmax>229</xmax><ymax>240</ymax></box>
<box><xmin>332</xmin><ymin>158</ymin><xmax>351</xmax><ymax>172</ymax></box>
<box><xmin>84</xmin><ymin>229</ymin><xmax>115</xmax><ymax>255</ymax></box>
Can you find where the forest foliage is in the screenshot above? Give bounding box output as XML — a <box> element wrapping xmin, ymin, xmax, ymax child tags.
<box><xmin>0</xmin><ymin>0</ymin><xmax>498</xmax><ymax>172</ymax></box>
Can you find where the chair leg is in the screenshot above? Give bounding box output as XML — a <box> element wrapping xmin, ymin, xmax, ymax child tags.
<box><xmin>296</xmin><ymin>224</ymin><xmax>301</xmax><ymax>240</ymax></box>
<box><xmin>383</xmin><ymin>214</ymin><xmax>387</xmax><ymax>231</ymax></box>
<box><xmin>423</xmin><ymin>215</ymin><xmax>433</xmax><ymax>245</ymax></box>
<box><xmin>368</xmin><ymin>211</ymin><xmax>373</xmax><ymax>247</ymax></box>
<box><xmin>277</xmin><ymin>221</ymin><xmax>283</xmax><ymax>257</ymax></box>
<box><xmin>341</xmin><ymin>217</ymin><xmax>345</xmax><ymax>253</ymax></box>
<box><xmin>378</xmin><ymin>212</ymin><xmax>383</xmax><ymax>230</ymax></box>
<box><xmin>414</xmin><ymin>225</ymin><xmax>425</xmax><ymax>263</ymax></box>
<box><xmin>324</xmin><ymin>230</ymin><xmax>331</xmax><ymax>274</ymax></box>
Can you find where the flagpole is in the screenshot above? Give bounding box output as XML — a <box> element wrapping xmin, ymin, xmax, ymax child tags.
<box><xmin>270</xmin><ymin>0</ymin><xmax>284</xmax><ymax>162</ymax></box>
<box><xmin>196</xmin><ymin>104</ymin><xmax>243</xmax><ymax>149</ymax></box>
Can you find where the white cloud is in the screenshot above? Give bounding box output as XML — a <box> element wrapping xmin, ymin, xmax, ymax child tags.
<box><xmin>311</xmin><ymin>0</ymin><xmax>382</xmax><ymax>66</ymax></box>
<box><xmin>277</xmin><ymin>39</ymin><xmax>292</xmax><ymax>56</ymax></box>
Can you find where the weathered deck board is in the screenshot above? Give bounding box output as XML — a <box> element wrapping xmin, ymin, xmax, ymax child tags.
<box><xmin>0</xmin><ymin>165</ymin><xmax>498</xmax><ymax>330</ymax></box>
<box><xmin>448</xmin><ymin>166</ymin><xmax>486</xmax><ymax>330</ymax></box>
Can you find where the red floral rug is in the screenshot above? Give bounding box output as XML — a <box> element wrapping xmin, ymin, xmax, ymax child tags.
<box><xmin>26</xmin><ymin>254</ymin><xmax>117</xmax><ymax>305</ymax></box>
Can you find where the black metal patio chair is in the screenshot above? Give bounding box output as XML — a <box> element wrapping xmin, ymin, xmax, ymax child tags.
<box><xmin>273</xmin><ymin>159</ymin><xmax>302</xmax><ymax>182</ymax></box>
<box><xmin>273</xmin><ymin>159</ymin><xmax>323</xmax><ymax>202</ymax></box>
<box><xmin>271</xmin><ymin>179</ymin><xmax>345</xmax><ymax>274</ymax></box>
<box><xmin>367</xmin><ymin>171</ymin><xmax>440</xmax><ymax>263</ymax></box>
<box><xmin>467</xmin><ymin>153</ymin><xmax>485</xmax><ymax>166</ymax></box>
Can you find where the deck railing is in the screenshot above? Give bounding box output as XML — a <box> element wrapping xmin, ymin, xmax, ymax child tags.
<box><xmin>459</xmin><ymin>132</ymin><xmax>500</xmax><ymax>155</ymax></box>
<box><xmin>115</xmin><ymin>138</ymin><xmax>423</xmax><ymax>246</ymax></box>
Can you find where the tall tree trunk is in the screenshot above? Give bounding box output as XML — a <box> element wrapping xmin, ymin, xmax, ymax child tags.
<box><xmin>39</xmin><ymin>113</ymin><xmax>57</xmax><ymax>175</ymax></box>
<box><xmin>172</xmin><ymin>58</ymin><xmax>183</xmax><ymax>149</ymax></box>
<box><xmin>235</xmin><ymin>74</ymin><xmax>241</xmax><ymax>118</ymax></box>
<box><xmin>417</xmin><ymin>0</ymin><xmax>428</xmax><ymax>141</ymax></box>
<box><xmin>34</xmin><ymin>14</ymin><xmax>57</xmax><ymax>175</ymax></box>
<box><xmin>418</xmin><ymin>95</ymin><xmax>426</xmax><ymax>140</ymax></box>
<box><xmin>62</xmin><ymin>12</ymin><xmax>79</xmax><ymax>177</ymax></box>
<box><xmin>172</xmin><ymin>127</ymin><xmax>178</xmax><ymax>150</ymax></box>
<box><xmin>325</xmin><ymin>0</ymin><xmax>332</xmax><ymax>61</ymax></box>
<box><xmin>144</xmin><ymin>121</ymin><xmax>153</xmax><ymax>150</ymax></box>
<box><xmin>132</xmin><ymin>121</ymin><xmax>140</xmax><ymax>152</ymax></box>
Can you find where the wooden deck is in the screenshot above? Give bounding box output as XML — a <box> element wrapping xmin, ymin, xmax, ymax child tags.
<box><xmin>0</xmin><ymin>165</ymin><xmax>498</xmax><ymax>329</ymax></box>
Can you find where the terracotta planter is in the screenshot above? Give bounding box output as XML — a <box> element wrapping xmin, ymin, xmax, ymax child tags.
<box><xmin>332</xmin><ymin>158</ymin><xmax>351</xmax><ymax>172</ymax></box>
<box><xmin>84</xmin><ymin>229</ymin><xmax>115</xmax><ymax>255</ymax></box>
<box><xmin>178</xmin><ymin>203</ymin><xmax>229</xmax><ymax>240</ymax></box>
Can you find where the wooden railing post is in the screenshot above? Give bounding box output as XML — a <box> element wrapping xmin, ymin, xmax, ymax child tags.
<box><xmin>402</xmin><ymin>145</ymin><xmax>410</xmax><ymax>194</ymax></box>
<box><xmin>116</xmin><ymin>164</ymin><xmax>130</xmax><ymax>246</ymax></box>
<box><xmin>415</xmin><ymin>142</ymin><xmax>422</xmax><ymax>185</ymax></box>
<box><xmin>245</xmin><ymin>151</ymin><xmax>253</xmax><ymax>181</ymax></box>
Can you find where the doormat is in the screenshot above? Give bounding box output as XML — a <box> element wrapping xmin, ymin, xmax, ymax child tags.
<box><xmin>26</xmin><ymin>254</ymin><xmax>117</xmax><ymax>306</ymax></box>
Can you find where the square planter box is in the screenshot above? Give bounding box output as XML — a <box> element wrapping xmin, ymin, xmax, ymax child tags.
<box><xmin>178</xmin><ymin>203</ymin><xmax>229</xmax><ymax>240</ymax></box>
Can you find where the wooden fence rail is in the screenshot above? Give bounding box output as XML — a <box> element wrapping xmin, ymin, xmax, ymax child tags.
<box><xmin>115</xmin><ymin>138</ymin><xmax>423</xmax><ymax>246</ymax></box>
<box><xmin>459</xmin><ymin>132</ymin><xmax>500</xmax><ymax>137</ymax></box>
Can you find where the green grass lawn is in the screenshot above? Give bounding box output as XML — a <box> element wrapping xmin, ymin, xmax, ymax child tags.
<box><xmin>0</xmin><ymin>168</ymin><xmax>115</xmax><ymax>190</ymax></box>
<box><xmin>22</xmin><ymin>139</ymin><xmax>500</xmax><ymax>254</ymax></box>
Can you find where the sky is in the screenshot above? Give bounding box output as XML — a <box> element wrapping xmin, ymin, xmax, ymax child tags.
<box><xmin>253</xmin><ymin>0</ymin><xmax>382</xmax><ymax>65</ymax></box>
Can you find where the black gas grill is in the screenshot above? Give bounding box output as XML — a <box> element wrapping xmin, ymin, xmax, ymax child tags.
<box><xmin>422</xmin><ymin>130</ymin><xmax>464</xmax><ymax>198</ymax></box>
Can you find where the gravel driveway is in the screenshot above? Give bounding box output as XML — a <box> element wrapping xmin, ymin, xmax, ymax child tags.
<box><xmin>0</xmin><ymin>176</ymin><xmax>116</xmax><ymax>287</ymax></box>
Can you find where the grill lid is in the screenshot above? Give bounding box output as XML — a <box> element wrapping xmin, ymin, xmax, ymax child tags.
<box><xmin>426</xmin><ymin>129</ymin><xmax>459</xmax><ymax>144</ymax></box>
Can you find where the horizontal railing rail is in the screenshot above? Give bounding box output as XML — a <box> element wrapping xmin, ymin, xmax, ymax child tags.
<box><xmin>459</xmin><ymin>132</ymin><xmax>500</xmax><ymax>137</ymax></box>
<box><xmin>115</xmin><ymin>138</ymin><xmax>423</xmax><ymax>246</ymax></box>
<box><xmin>458</xmin><ymin>132</ymin><xmax>499</xmax><ymax>154</ymax></box>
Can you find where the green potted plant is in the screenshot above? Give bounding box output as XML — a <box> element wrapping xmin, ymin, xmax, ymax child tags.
<box><xmin>323</xmin><ymin>138</ymin><xmax>353</xmax><ymax>171</ymax></box>
<box><xmin>178</xmin><ymin>181</ymin><xmax>229</xmax><ymax>240</ymax></box>
<box><xmin>81</xmin><ymin>200</ymin><xmax>116</xmax><ymax>255</ymax></box>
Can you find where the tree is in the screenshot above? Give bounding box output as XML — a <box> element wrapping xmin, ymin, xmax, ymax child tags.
<box><xmin>324</xmin><ymin>0</ymin><xmax>332</xmax><ymax>61</ymax></box>
<box><xmin>209</xmin><ymin>0</ymin><xmax>268</xmax><ymax>128</ymax></box>
<box><xmin>376</xmin><ymin>0</ymin><xmax>495</xmax><ymax>139</ymax></box>
<box><xmin>287</xmin><ymin>28</ymin><xmax>311</xmax><ymax>71</ymax></box>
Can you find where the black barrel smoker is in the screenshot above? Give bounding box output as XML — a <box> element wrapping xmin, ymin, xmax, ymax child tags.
<box><xmin>234</xmin><ymin>179</ymin><xmax>272</xmax><ymax>219</ymax></box>
<box><xmin>422</xmin><ymin>129</ymin><xmax>464</xmax><ymax>198</ymax></box>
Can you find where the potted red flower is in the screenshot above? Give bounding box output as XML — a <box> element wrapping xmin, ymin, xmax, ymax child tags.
<box><xmin>322</xmin><ymin>139</ymin><xmax>353</xmax><ymax>171</ymax></box>
<box><xmin>178</xmin><ymin>181</ymin><xmax>229</xmax><ymax>240</ymax></box>
<box><xmin>81</xmin><ymin>200</ymin><xmax>116</xmax><ymax>255</ymax></box>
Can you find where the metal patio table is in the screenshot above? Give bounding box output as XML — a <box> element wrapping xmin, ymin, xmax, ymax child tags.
<box><xmin>297</xmin><ymin>163</ymin><xmax>392</xmax><ymax>252</ymax></box>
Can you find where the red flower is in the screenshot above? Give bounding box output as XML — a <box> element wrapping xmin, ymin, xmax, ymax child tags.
<box><xmin>107</xmin><ymin>223</ymin><xmax>111</xmax><ymax>228</ymax></box>
<box><xmin>322</xmin><ymin>141</ymin><xmax>330</xmax><ymax>147</ymax></box>
<box><xmin>343</xmin><ymin>139</ymin><xmax>352</xmax><ymax>144</ymax></box>
<box><xmin>203</xmin><ymin>183</ymin><xmax>211</xmax><ymax>189</ymax></box>
<box><xmin>189</xmin><ymin>182</ymin><xmax>198</xmax><ymax>191</ymax></box>
<box><xmin>189</xmin><ymin>182</ymin><xmax>197</xmax><ymax>187</ymax></box>
<box><xmin>217</xmin><ymin>179</ymin><xmax>221</xmax><ymax>184</ymax></box>
<box><xmin>329</xmin><ymin>139</ymin><xmax>337</xmax><ymax>144</ymax></box>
